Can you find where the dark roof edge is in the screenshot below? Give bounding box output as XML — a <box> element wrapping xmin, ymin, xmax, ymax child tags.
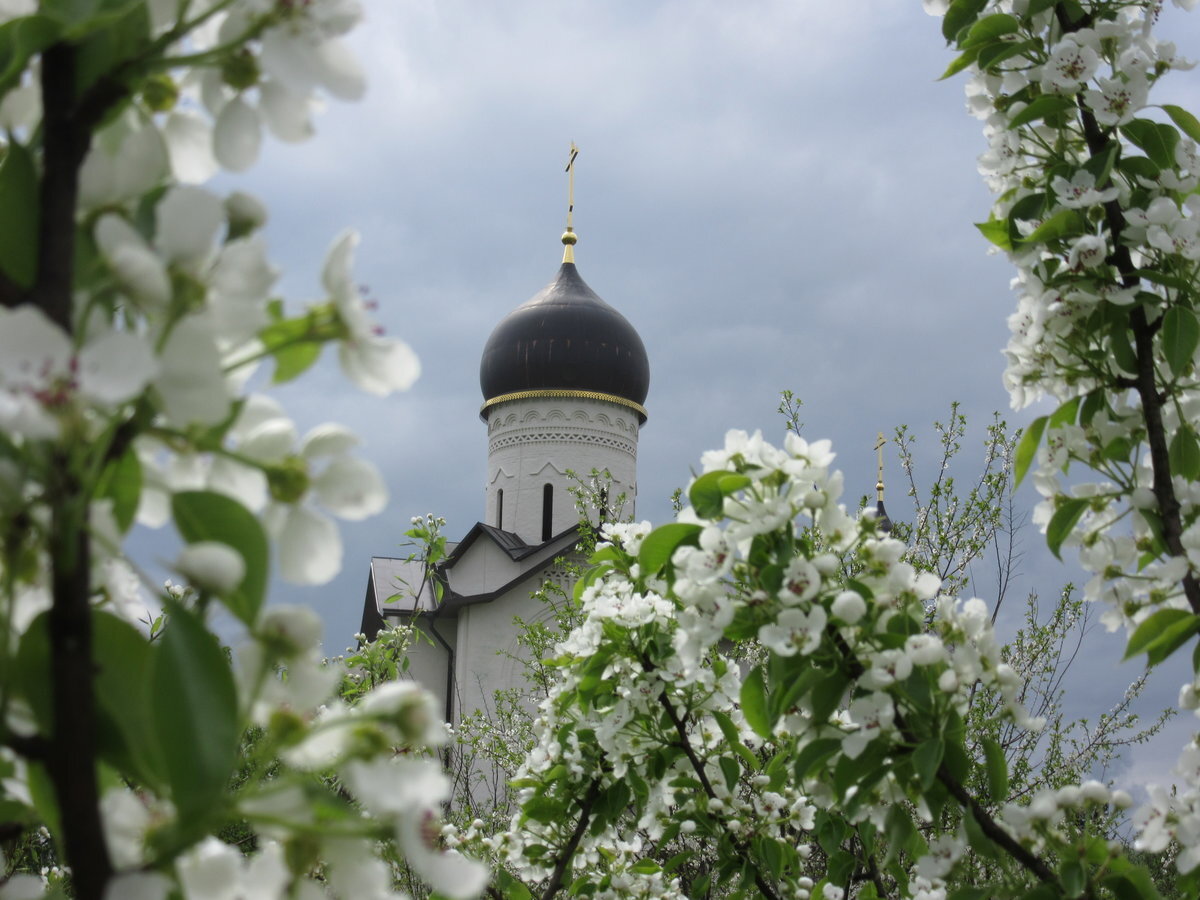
<box><xmin>441</xmin><ymin>522</ymin><xmax>581</xmax><ymax>568</ymax></box>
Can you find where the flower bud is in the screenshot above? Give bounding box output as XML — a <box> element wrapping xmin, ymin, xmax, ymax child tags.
<box><xmin>176</xmin><ymin>541</ymin><xmax>245</xmax><ymax>594</ymax></box>
<box><xmin>258</xmin><ymin>604</ymin><xmax>323</xmax><ymax>657</ymax></box>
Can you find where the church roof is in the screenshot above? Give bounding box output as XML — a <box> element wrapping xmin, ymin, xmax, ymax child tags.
<box><xmin>441</xmin><ymin>521</ymin><xmax>578</xmax><ymax>568</ymax></box>
<box><xmin>478</xmin><ymin>262</ymin><xmax>650</xmax><ymax>420</ymax></box>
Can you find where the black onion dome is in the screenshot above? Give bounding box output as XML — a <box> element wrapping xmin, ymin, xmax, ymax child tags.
<box><xmin>479</xmin><ymin>263</ymin><xmax>650</xmax><ymax>418</ymax></box>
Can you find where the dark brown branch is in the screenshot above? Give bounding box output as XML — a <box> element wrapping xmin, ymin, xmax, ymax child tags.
<box><xmin>650</xmin><ymin>678</ymin><xmax>783</xmax><ymax>900</ymax></box>
<box><xmin>855</xmin><ymin>830</ymin><xmax>891</xmax><ymax>900</ymax></box>
<box><xmin>46</xmin><ymin>469</ymin><xmax>112</xmax><ymax>899</ymax></box>
<box><xmin>33</xmin><ymin>42</ymin><xmax>127</xmax><ymax>900</ymax></box>
<box><xmin>830</xmin><ymin>628</ymin><xmax>1059</xmax><ymax>888</ymax></box>
<box><xmin>539</xmin><ymin>778</ymin><xmax>602</xmax><ymax>900</ymax></box>
<box><xmin>4</xmin><ymin>733</ymin><xmax>48</xmax><ymax>761</ymax></box>
<box><xmin>936</xmin><ymin>765</ymin><xmax>1056</xmax><ymax>883</ymax></box>
<box><xmin>31</xmin><ymin>45</ymin><xmax>88</xmax><ymax>331</ymax></box>
<box><xmin>1049</xmin><ymin>3</ymin><xmax>1200</xmax><ymax>614</ymax></box>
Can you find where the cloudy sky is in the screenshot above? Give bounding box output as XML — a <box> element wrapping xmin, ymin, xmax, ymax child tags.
<box><xmin>175</xmin><ymin>1</ymin><xmax>1200</xmax><ymax>786</ymax></box>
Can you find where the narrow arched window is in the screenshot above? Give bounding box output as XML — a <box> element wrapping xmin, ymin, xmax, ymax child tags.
<box><xmin>599</xmin><ymin>488</ymin><xmax>609</xmax><ymax>525</ymax></box>
<box><xmin>496</xmin><ymin>489</ymin><xmax>504</xmax><ymax>529</ymax></box>
<box><xmin>542</xmin><ymin>483</ymin><xmax>553</xmax><ymax>541</ymax></box>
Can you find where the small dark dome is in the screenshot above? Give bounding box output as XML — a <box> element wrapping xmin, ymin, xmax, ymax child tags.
<box><xmin>480</xmin><ymin>263</ymin><xmax>650</xmax><ymax>415</ymax></box>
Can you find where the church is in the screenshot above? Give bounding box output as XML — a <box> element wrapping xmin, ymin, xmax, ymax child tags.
<box><xmin>358</xmin><ymin>177</ymin><xmax>651</xmax><ymax>724</ymax></box>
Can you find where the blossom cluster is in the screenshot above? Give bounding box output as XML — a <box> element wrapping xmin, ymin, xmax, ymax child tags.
<box><xmin>0</xmin><ymin>2</ymin><xmax>485</xmax><ymax>900</ymax></box>
<box><xmin>473</xmin><ymin>428</ymin><xmax>1087</xmax><ymax>899</ymax></box>
<box><xmin>932</xmin><ymin>0</ymin><xmax>1200</xmax><ymax>880</ymax></box>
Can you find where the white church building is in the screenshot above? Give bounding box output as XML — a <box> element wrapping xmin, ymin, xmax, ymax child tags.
<box><xmin>358</xmin><ymin>228</ymin><xmax>651</xmax><ymax>724</ymax></box>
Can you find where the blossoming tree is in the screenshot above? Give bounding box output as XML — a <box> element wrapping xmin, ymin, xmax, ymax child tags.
<box><xmin>0</xmin><ymin>2</ymin><xmax>487</xmax><ymax>899</ymax></box>
<box><xmin>5</xmin><ymin>1</ymin><xmax>1200</xmax><ymax>899</ymax></box>
<box><xmin>435</xmin><ymin>1</ymin><xmax>1200</xmax><ymax>898</ymax></box>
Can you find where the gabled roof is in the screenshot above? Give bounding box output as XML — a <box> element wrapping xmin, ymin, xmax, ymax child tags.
<box><xmin>441</xmin><ymin>522</ymin><xmax>579</xmax><ymax>568</ymax></box>
<box><xmin>438</xmin><ymin>528</ymin><xmax>583</xmax><ymax>615</ymax></box>
<box><xmin>363</xmin><ymin>523</ymin><xmax>586</xmax><ymax>635</ymax></box>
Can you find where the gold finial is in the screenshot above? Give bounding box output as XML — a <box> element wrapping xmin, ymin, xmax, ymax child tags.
<box><xmin>874</xmin><ymin>431</ymin><xmax>887</xmax><ymax>502</ymax></box>
<box><xmin>562</xmin><ymin>141</ymin><xmax>579</xmax><ymax>263</ymax></box>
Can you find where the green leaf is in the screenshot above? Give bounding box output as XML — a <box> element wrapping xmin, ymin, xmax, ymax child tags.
<box><xmin>172</xmin><ymin>491</ymin><xmax>268</xmax><ymax>625</ymax></box>
<box><xmin>272</xmin><ymin>340</ymin><xmax>322</xmax><ymax>384</ymax></box>
<box><xmin>0</xmin><ymin>140</ymin><xmax>38</xmax><ymax>288</ymax></box>
<box><xmin>1046</xmin><ymin>497</ymin><xmax>1089</xmax><ymax>560</ymax></box>
<box><xmin>978</xmin><ymin>38</ymin><xmax>1038</xmax><ymax>73</ymax></box>
<box><xmin>495</xmin><ymin>868</ymin><xmax>533</xmax><ymax>900</ymax></box>
<box><xmin>1013</xmin><ymin>415</ymin><xmax>1046</xmax><ymax>487</ymax></box>
<box><xmin>1136</xmin><ymin>267</ymin><xmax>1192</xmax><ymax>291</ymax></box>
<box><xmin>1161</xmin><ymin>306</ymin><xmax>1200</xmax><ymax>378</ymax></box>
<box><xmin>793</xmin><ymin>737</ymin><xmax>841</xmax><ymax>781</ymax></box>
<box><xmin>1059</xmin><ymin>859</ymin><xmax>1085</xmax><ymax>900</ymax></box>
<box><xmin>1006</xmin><ymin>94</ymin><xmax>1073</xmax><ymax>130</ymax></box>
<box><xmin>1164</xmin><ymin>104</ymin><xmax>1200</xmax><ymax>144</ymax></box>
<box><xmin>1019</xmin><ymin>208</ymin><xmax>1085</xmax><ymax>245</ymax></box>
<box><xmin>14</xmin><ymin>613</ymin><xmax>51</xmax><ymax>736</ymax></box>
<box><xmin>1103</xmin><ymin>871</ymin><xmax>1165</xmax><ymax>900</ymax></box>
<box><xmin>93</xmin><ymin>612</ymin><xmax>163</xmax><ymax>787</ymax></box>
<box><xmin>961</xmin><ymin>13</ymin><xmax>1019</xmax><ymax>48</ymax></box>
<box><xmin>150</xmin><ymin>600</ymin><xmax>239</xmax><ymax>823</ymax></box>
<box><xmin>963</xmin><ymin>806</ymin><xmax>1002</xmax><ymax>861</ymax></box>
<box><xmin>981</xmin><ymin>737</ymin><xmax>1008</xmax><ymax>801</ymax></box>
<box><xmin>950</xmin><ymin>889</ymin><xmax>995</xmax><ymax>900</ymax></box>
<box><xmin>911</xmin><ymin>738</ymin><xmax>943</xmax><ymax>790</ymax></box>
<box><xmin>883</xmin><ymin>803</ymin><xmax>925</xmax><ymax>865</ymax></box>
<box><xmin>1024</xmin><ymin>0</ymin><xmax>1058</xmax><ymax>16</ymax></box>
<box><xmin>96</xmin><ymin>445</ymin><xmax>142</xmax><ymax>534</ymax></box>
<box><xmin>1117</xmin><ymin>154</ymin><xmax>1160</xmax><ymax>182</ymax></box>
<box><xmin>974</xmin><ymin>217</ymin><xmax>1012</xmax><ymax>250</ymax></box>
<box><xmin>943</xmin><ymin>0</ymin><xmax>988</xmax><ymax>43</ymax></box>
<box><xmin>1109</xmin><ymin>319</ymin><xmax>1139</xmax><ymax>376</ymax></box>
<box><xmin>637</xmin><ymin>522</ymin><xmax>702</xmax><ymax>575</ymax></box>
<box><xmin>688</xmin><ymin>470</ymin><xmax>752</xmax><ymax>519</ymax></box>
<box><xmin>809</xmin><ymin>667</ymin><xmax>848</xmax><ymax>726</ymax></box>
<box><xmin>1124</xmin><ymin>608</ymin><xmax>1195</xmax><ymax>659</ymax></box>
<box><xmin>719</xmin><ymin>755</ymin><xmax>740</xmax><ymax>793</ymax></box>
<box><xmin>1122</xmin><ymin>119</ymin><xmax>1180</xmax><ymax>170</ymax></box>
<box><xmin>939</xmin><ymin>48</ymin><xmax>978</xmax><ymax>81</ymax></box>
<box><xmin>1083</xmin><ymin>142</ymin><xmax>1118</xmax><ymax>188</ymax></box>
<box><xmin>1147</xmin><ymin>614</ymin><xmax>1200</xmax><ymax>667</ymax></box>
<box><xmin>0</xmin><ymin>16</ymin><xmax>61</xmax><ymax>100</ymax></box>
<box><xmin>1170</xmin><ymin>424</ymin><xmax>1200</xmax><ymax>481</ymax></box>
<box><xmin>740</xmin><ymin>666</ymin><xmax>772</xmax><ymax>740</ymax></box>
<box><xmin>1049</xmin><ymin>396</ymin><xmax>1079</xmax><ymax>429</ymax></box>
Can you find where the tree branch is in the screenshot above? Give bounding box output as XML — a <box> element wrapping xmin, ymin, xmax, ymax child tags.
<box><xmin>649</xmin><ymin>671</ymin><xmax>783</xmax><ymax>900</ymax></box>
<box><xmin>539</xmin><ymin>778</ymin><xmax>602</xmax><ymax>900</ymax></box>
<box><xmin>1054</xmin><ymin>5</ymin><xmax>1200</xmax><ymax>616</ymax></box>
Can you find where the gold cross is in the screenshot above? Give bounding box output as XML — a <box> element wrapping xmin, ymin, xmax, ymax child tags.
<box><xmin>562</xmin><ymin>142</ymin><xmax>579</xmax><ymax>262</ymax></box>
<box><xmin>875</xmin><ymin>431</ymin><xmax>886</xmax><ymax>501</ymax></box>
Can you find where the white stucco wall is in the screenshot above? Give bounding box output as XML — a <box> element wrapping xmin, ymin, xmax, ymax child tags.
<box><xmin>484</xmin><ymin>395</ymin><xmax>639</xmax><ymax>543</ymax></box>
<box><xmin>453</xmin><ymin>559</ymin><xmax>576</xmax><ymax>719</ymax></box>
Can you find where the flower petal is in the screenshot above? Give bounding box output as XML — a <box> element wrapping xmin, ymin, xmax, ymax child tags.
<box><xmin>157</xmin><ymin>185</ymin><xmax>224</xmax><ymax>264</ymax></box>
<box><xmin>77</xmin><ymin>330</ymin><xmax>158</xmax><ymax>405</ymax></box>
<box><xmin>312</xmin><ymin>456</ymin><xmax>387</xmax><ymax>521</ymax></box>
<box><xmin>163</xmin><ymin>110</ymin><xmax>218</xmax><ymax>184</ymax></box>
<box><xmin>276</xmin><ymin>506</ymin><xmax>342</xmax><ymax>585</ymax></box>
<box><xmin>300</xmin><ymin>423</ymin><xmax>359</xmax><ymax>459</ymax></box>
<box><xmin>213</xmin><ymin>96</ymin><xmax>261</xmax><ymax>172</ymax></box>
<box><xmin>259</xmin><ymin>80</ymin><xmax>314</xmax><ymax>143</ymax></box>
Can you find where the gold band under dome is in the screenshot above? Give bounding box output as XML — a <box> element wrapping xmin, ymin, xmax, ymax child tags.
<box><xmin>480</xmin><ymin>389</ymin><xmax>648</xmax><ymax>421</ymax></box>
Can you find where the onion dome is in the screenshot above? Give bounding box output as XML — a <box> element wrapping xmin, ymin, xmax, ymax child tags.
<box><xmin>479</xmin><ymin>259</ymin><xmax>650</xmax><ymax>422</ymax></box>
